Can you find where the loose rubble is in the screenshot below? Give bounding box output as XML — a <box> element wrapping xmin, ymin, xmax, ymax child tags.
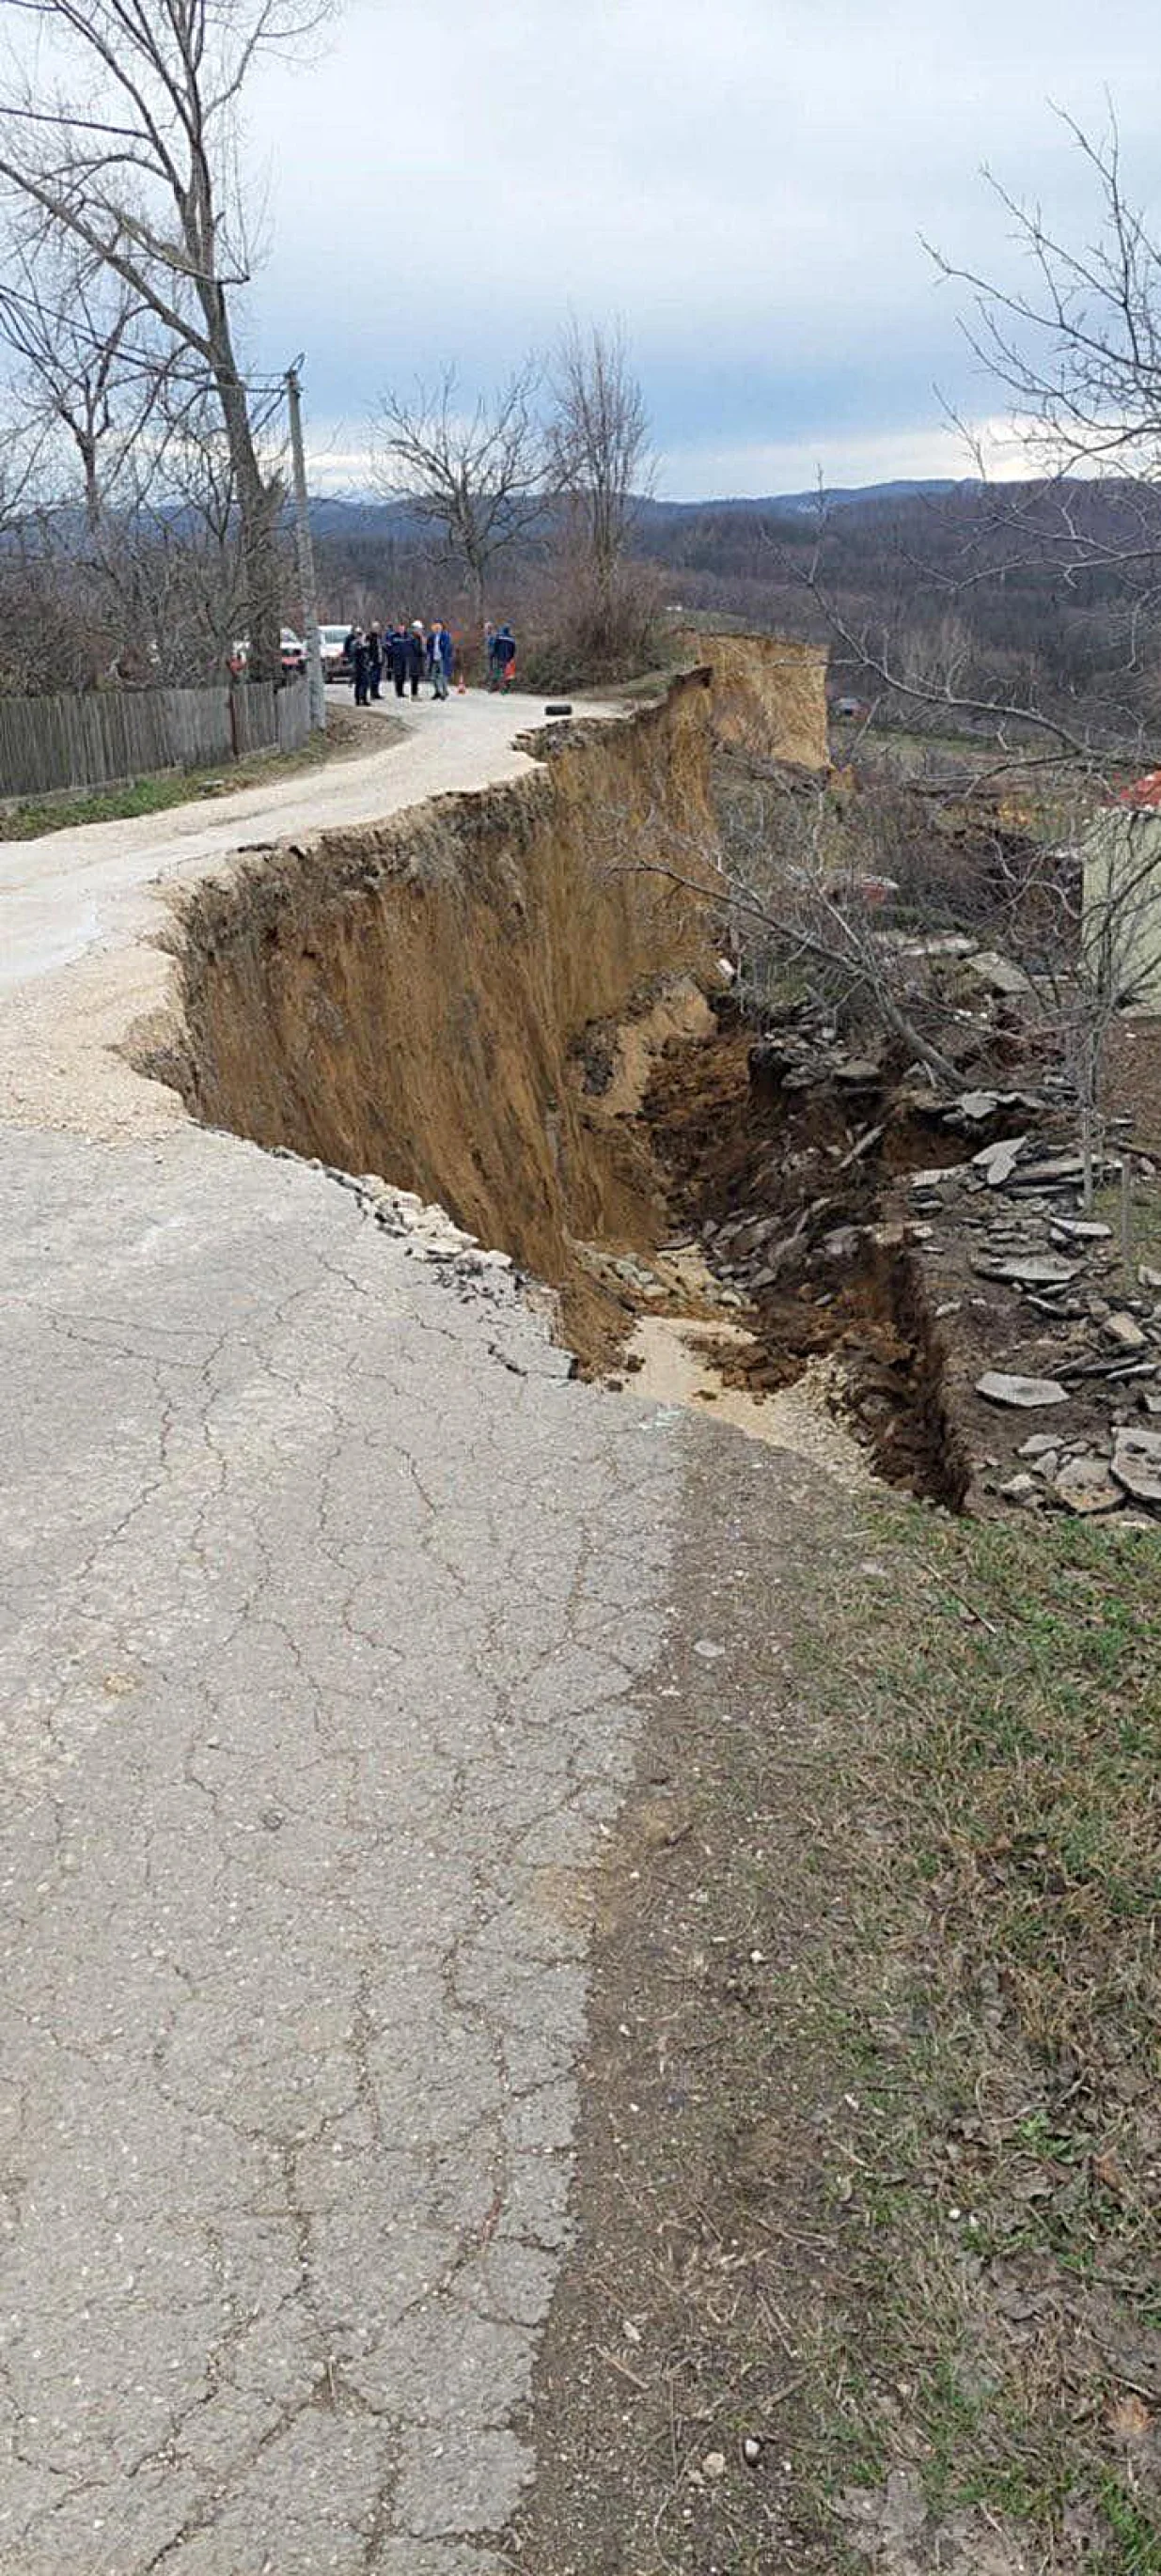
<box><xmin>660</xmin><ymin>994</ymin><xmax>1161</xmax><ymax>1525</ymax></box>
<box><xmin>270</xmin><ymin>1148</ymin><xmax>528</xmax><ymax>1304</ymax></box>
<box><xmin>900</xmin><ymin>1114</ymin><xmax>1161</xmax><ymax>1518</ymax></box>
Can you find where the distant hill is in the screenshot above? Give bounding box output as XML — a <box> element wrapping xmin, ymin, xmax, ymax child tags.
<box><xmin>633</xmin><ymin>480</ymin><xmax>972</xmax><ymax>522</ymax></box>
<box><xmin>306</xmin><ymin>480</ymin><xmax>974</xmax><ymax>537</ymax></box>
<box><xmin>305</xmin><ymin>475</ymin><xmax>1161</xmax><ymax>750</ymax></box>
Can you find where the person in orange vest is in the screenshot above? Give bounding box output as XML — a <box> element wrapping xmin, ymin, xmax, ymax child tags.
<box><xmin>494</xmin><ymin>624</ymin><xmax>517</xmax><ymax>693</ymax></box>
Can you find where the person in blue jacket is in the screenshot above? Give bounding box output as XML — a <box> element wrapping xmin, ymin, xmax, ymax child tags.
<box><xmin>428</xmin><ymin>620</ymin><xmax>453</xmax><ymax>700</ymax></box>
<box><xmin>493</xmin><ymin>623</ymin><xmax>517</xmax><ymax>693</ymax></box>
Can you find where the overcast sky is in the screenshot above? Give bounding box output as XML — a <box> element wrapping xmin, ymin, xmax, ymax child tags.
<box><xmin>245</xmin><ymin>0</ymin><xmax>1161</xmax><ymax>500</ymax></box>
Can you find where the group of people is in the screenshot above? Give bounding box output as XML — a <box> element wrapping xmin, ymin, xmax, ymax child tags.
<box><xmin>342</xmin><ymin>617</ymin><xmax>519</xmax><ymax>707</ymax></box>
<box><xmin>344</xmin><ymin>619</ymin><xmax>455</xmax><ymax>707</ymax></box>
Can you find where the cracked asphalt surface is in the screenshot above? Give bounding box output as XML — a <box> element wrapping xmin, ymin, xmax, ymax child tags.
<box><xmin>1</xmin><ymin>1121</ymin><xmax>695</xmax><ymax>2571</ymax></box>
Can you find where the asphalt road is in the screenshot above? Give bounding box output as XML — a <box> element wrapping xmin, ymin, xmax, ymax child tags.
<box><xmin>0</xmin><ymin>695</ymin><xmax>700</xmax><ymax>2574</ymax></box>
<box><xmin>1</xmin><ymin>1124</ymin><xmax>697</xmax><ymax>2574</ymax></box>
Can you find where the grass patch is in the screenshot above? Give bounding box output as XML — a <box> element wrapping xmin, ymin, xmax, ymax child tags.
<box><xmin>789</xmin><ymin>1506</ymin><xmax>1161</xmax><ymax>2567</ymax></box>
<box><xmin>511</xmin><ymin>1463</ymin><xmax>1157</xmax><ymax>2575</ymax></box>
<box><xmin>0</xmin><ymin>715</ymin><xmax>380</xmax><ymax>841</ymax></box>
<box><xmin>0</xmin><ymin>771</ymin><xmax>225</xmax><ymax>836</ymax></box>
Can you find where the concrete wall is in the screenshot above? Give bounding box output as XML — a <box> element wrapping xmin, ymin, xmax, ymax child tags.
<box><xmin>1083</xmin><ymin>808</ymin><xmax>1161</xmax><ymax>1007</ymax></box>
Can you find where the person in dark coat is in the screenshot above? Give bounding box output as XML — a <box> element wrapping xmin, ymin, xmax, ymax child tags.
<box><xmin>406</xmin><ymin>620</ymin><xmax>426</xmax><ymax>698</ymax></box>
<box><xmin>366</xmin><ymin>622</ymin><xmax>383</xmax><ymax>701</ymax></box>
<box><xmin>494</xmin><ymin>623</ymin><xmax>517</xmax><ymax>693</ymax></box>
<box><xmin>348</xmin><ymin>625</ymin><xmax>369</xmax><ymax>707</ymax></box>
<box><xmin>388</xmin><ymin>623</ymin><xmax>407</xmax><ymax>698</ymax></box>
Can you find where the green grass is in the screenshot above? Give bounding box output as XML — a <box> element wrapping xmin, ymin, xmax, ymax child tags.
<box><xmin>0</xmin><ymin>722</ymin><xmax>359</xmax><ymax>842</ymax></box>
<box><xmin>787</xmin><ymin>1506</ymin><xmax>1161</xmax><ymax>2568</ymax></box>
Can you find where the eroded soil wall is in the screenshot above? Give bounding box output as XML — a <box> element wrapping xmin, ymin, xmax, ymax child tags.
<box><xmin>676</xmin><ymin>628</ymin><xmax>830</xmax><ymax>770</ymax></box>
<box><xmin>158</xmin><ymin>679</ymin><xmax>716</xmax><ymax>1303</ymax></box>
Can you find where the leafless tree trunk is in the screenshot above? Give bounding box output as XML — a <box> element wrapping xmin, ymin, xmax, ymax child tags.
<box><xmin>548</xmin><ymin>323</ymin><xmax>652</xmax><ymax>618</ymax></box>
<box><xmin>91</xmin><ymin>368</ymin><xmax>277</xmax><ymax>682</ymax></box>
<box><xmin>371</xmin><ymin>362</ymin><xmax>544</xmax><ymax>623</ymax></box>
<box><xmin>0</xmin><ymin>0</ymin><xmax>337</xmax><ymax>679</ymax></box>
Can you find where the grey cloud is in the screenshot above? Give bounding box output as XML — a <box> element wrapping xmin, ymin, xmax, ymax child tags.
<box><xmin>248</xmin><ymin>0</ymin><xmax>1161</xmax><ymax>495</ymax></box>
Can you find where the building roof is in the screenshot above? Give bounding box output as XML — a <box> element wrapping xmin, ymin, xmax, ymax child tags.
<box><xmin>1118</xmin><ymin>768</ymin><xmax>1161</xmax><ymax>809</ymax></box>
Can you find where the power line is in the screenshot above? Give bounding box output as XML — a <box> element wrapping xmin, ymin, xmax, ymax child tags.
<box><xmin>0</xmin><ymin>273</ymin><xmax>286</xmax><ymax>398</ymax></box>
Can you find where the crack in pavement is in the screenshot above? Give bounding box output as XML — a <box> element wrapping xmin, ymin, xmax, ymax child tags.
<box><xmin>0</xmin><ymin>1122</ymin><xmax>692</xmax><ymax>2573</ymax></box>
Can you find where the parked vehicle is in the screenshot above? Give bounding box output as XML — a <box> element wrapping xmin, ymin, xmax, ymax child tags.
<box><xmin>319</xmin><ymin>623</ymin><xmax>353</xmax><ymax>682</ymax></box>
<box><xmin>227</xmin><ymin>631</ymin><xmax>307</xmax><ymax>679</ymax></box>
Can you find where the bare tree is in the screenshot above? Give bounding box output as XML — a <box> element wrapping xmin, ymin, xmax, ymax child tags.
<box><xmin>795</xmin><ymin>114</ymin><xmax>1161</xmax><ymax>778</ymax></box>
<box><xmin>933</xmin><ymin>114</ymin><xmax>1161</xmax><ymax>487</ymax></box>
<box><xmin>548</xmin><ymin>322</ymin><xmax>652</xmax><ymax>618</ymax></box>
<box><xmin>371</xmin><ymin>362</ymin><xmax>544</xmax><ymax>621</ymax></box>
<box><xmin>0</xmin><ymin>0</ymin><xmax>337</xmax><ymax>679</ymax></box>
<box><xmin>0</xmin><ymin>237</ymin><xmax>163</xmax><ymax>532</ymax></box>
<box><xmin>87</xmin><ymin>367</ymin><xmax>275</xmax><ymax>681</ymax></box>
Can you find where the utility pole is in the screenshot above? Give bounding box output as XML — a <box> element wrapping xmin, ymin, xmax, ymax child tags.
<box><xmin>286</xmin><ymin>360</ymin><xmax>325</xmax><ymax>732</ymax></box>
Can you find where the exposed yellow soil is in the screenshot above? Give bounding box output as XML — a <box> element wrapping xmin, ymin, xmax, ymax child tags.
<box><xmin>150</xmin><ymin>680</ymin><xmax>719</xmax><ymax>1364</ymax></box>
<box><xmin>677</xmin><ymin>627</ymin><xmax>830</xmax><ymax>769</ymax></box>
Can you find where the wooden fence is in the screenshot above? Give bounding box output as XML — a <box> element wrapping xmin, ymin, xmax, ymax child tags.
<box><xmin>0</xmin><ymin>675</ymin><xmax>310</xmax><ymax>803</ymax></box>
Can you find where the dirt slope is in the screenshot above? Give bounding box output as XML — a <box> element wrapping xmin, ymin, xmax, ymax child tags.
<box><xmin>677</xmin><ymin>627</ymin><xmax>830</xmax><ymax>769</ymax></box>
<box><xmin>152</xmin><ymin>680</ymin><xmax>716</xmax><ymax>1351</ymax></box>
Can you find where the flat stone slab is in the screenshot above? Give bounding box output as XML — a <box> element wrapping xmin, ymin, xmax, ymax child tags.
<box><xmin>975</xmin><ymin>1254</ymin><xmax>1079</xmax><ymax>1288</ymax></box>
<box><xmin>1053</xmin><ymin>1456</ymin><xmax>1124</xmax><ymax>1515</ymax></box>
<box><xmin>1111</xmin><ymin>1429</ymin><xmax>1161</xmax><ymax>1504</ymax></box>
<box><xmin>972</xmin><ymin>1134</ymin><xmax>1028</xmax><ymax>1187</ymax></box>
<box><xmin>977</xmin><ymin>1372</ymin><xmax>1070</xmax><ymax>1409</ymax></box>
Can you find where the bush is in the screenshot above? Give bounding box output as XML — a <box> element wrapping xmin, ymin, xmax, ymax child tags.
<box><xmin>519</xmin><ymin>555</ymin><xmax>669</xmax><ymax>693</ymax></box>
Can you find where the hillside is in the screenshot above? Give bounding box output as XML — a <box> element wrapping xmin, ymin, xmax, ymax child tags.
<box><xmin>309</xmin><ymin>477</ymin><xmax>1161</xmax><ymax>751</ymax></box>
